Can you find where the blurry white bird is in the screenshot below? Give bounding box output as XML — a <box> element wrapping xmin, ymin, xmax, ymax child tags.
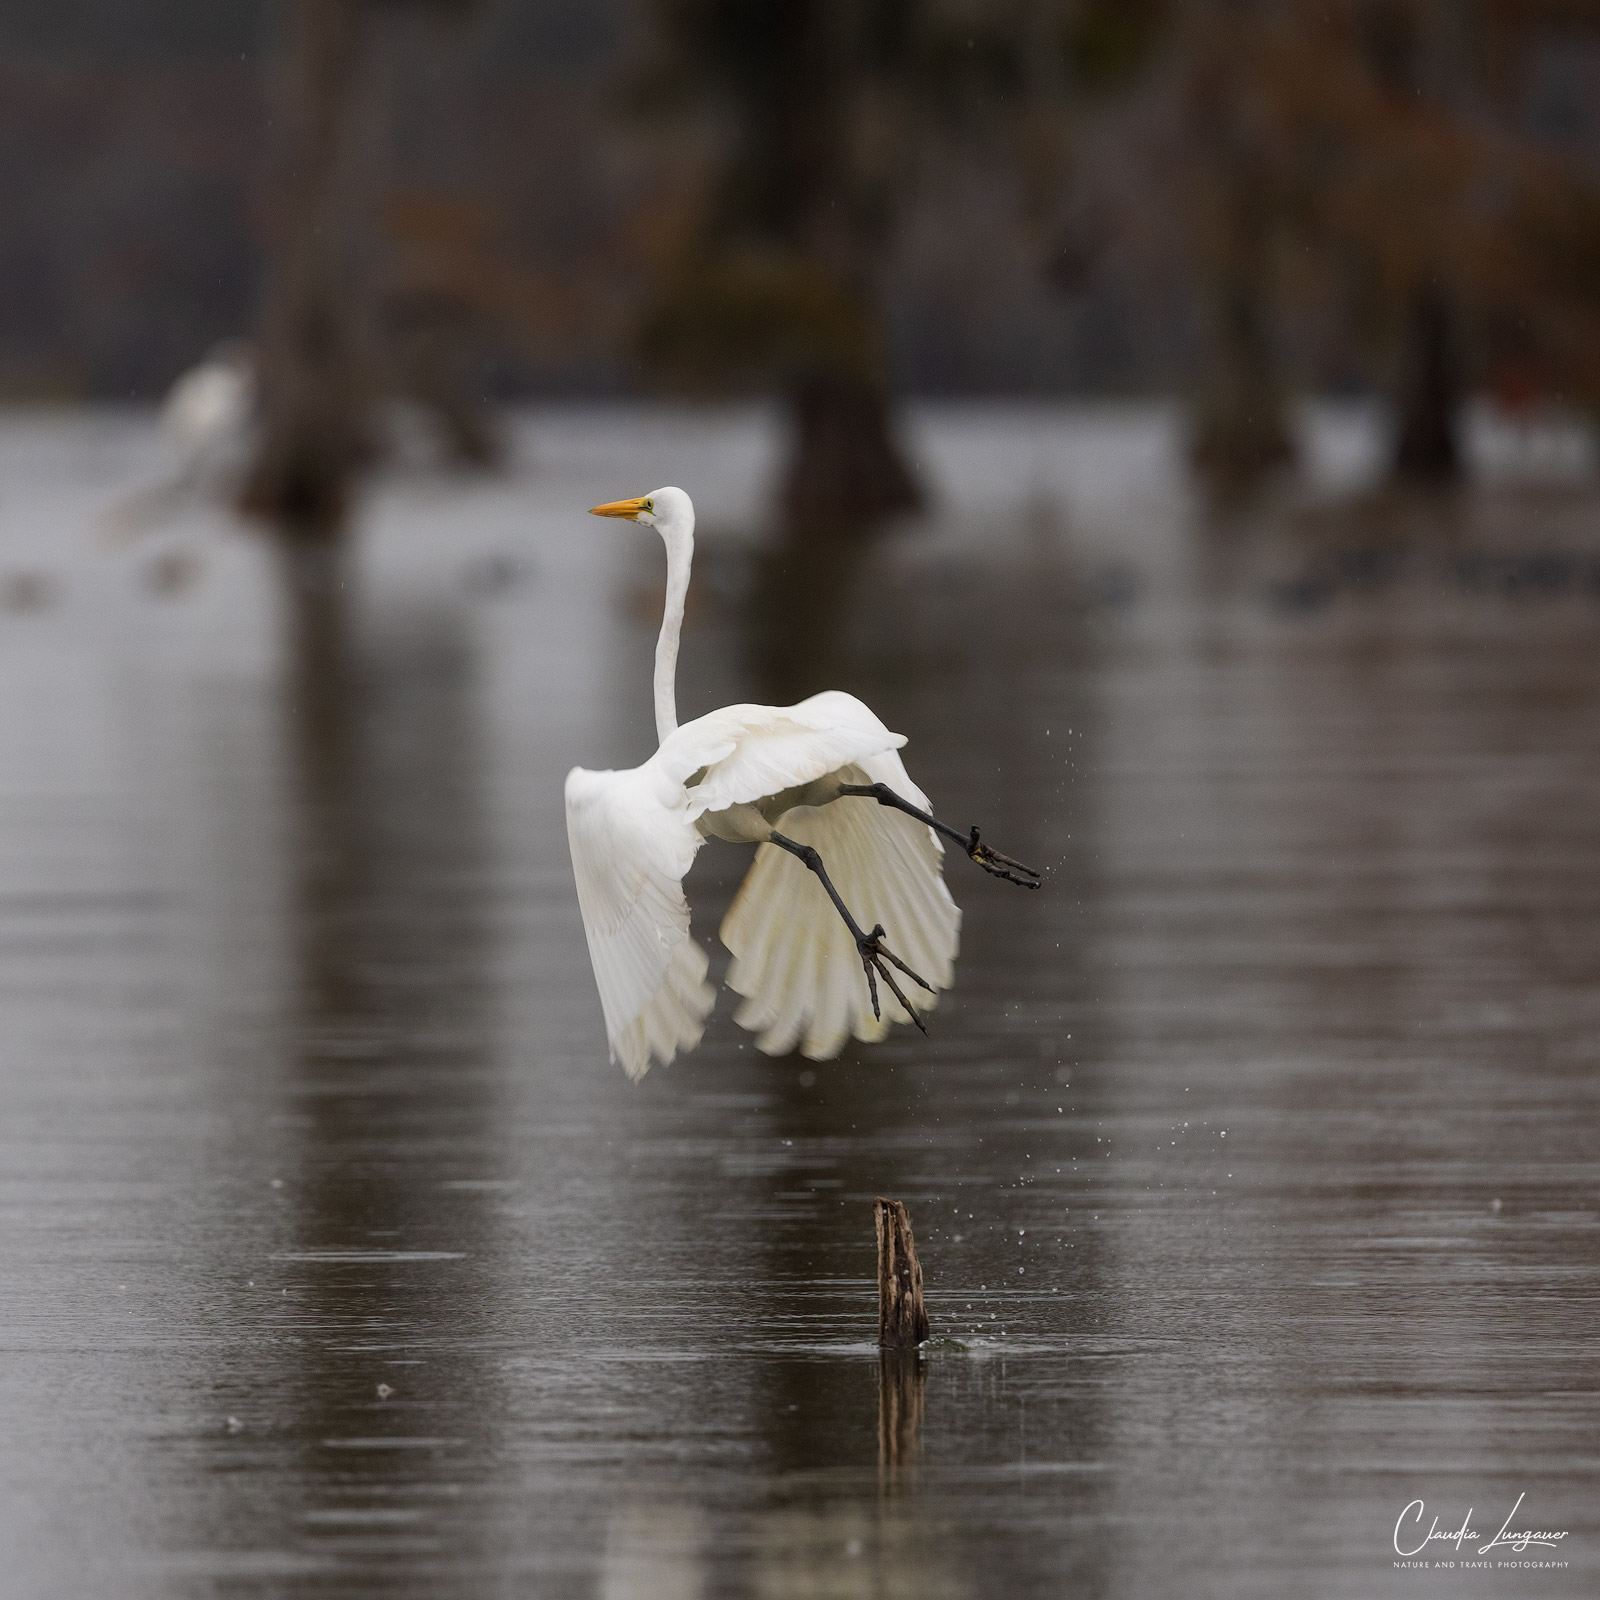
<box><xmin>161</xmin><ymin>338</ymin><xmax>256</xmax><ymax>458</ymax></box>
<box><xmin>106</xmin><ymin>341</ymin><xmax>256</xmax><ymax>537</ymax></box>
<box><xmin>566</xmin><ymin>487</ymin><xmax>1040</xmax><ymax>1080</ymax></box>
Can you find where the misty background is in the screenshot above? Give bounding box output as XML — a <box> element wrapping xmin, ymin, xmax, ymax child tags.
<box><xmin>8</xmin><ymin>0</ymin><xmax>1600</xmax><ymax>491</ymax></box>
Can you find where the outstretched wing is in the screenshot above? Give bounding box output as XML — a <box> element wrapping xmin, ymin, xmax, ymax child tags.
<box><xmin>565</xmin><ymin>764</ymin><xmax>715</xmax><ymax>1080</ymax></box>
<box><xmin>659</xmin><ymin>691</ymin><xmax>906</xmax><ymax>820</ymax></box>
<box><xmin>719</xmin><ymin>751</ymin><xmax>961</xmax><ymax>1060</ymax></box>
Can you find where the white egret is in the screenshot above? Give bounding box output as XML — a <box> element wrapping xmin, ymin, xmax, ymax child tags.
<box><xmin>105</xmin><ymin>341</ymin><xmax>256</xmax><ymax>537</ymax></box>
<box><xmin>566</xmin><ymin>487</ymin><xmax>1039</xmax><ymax>1079</ymax></box>
<box><xmin>161</xmin><ymin>339</ymin><xmax>256</xmax><ymax>458</ymax></box>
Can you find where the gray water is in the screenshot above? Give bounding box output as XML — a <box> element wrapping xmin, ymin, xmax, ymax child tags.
<box><xmin>0</xmin><ymin>404</ymin><xmax>1596</xmax><ymax>1598</ymax></box>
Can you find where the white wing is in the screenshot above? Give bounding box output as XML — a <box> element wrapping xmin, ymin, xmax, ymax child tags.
<box><xmin>565</xmin><ymin>763</ymin><xmax>715</xmax><ymax>1080</ymax></box>
<box><xmin>657</xmin><ymin>691</ymin><xmax>906</xmax><ymax>819</ymax></box>
<box><xmin>719</xmin><ymin>749</ymin><xmax>960</xmax><ymax>1060</ymax></box>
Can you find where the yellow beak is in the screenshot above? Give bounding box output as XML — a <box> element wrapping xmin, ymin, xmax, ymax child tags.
<box><xmin>589</xmin><ymin>496</ymin><xmax>648</xmax><ymax>520</ymax></box>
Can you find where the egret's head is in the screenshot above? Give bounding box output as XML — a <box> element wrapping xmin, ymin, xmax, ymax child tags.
<box><xmin>588</xmin><ymin>485</ymin><xmax>692</xmax><ymax>535</ymax></box>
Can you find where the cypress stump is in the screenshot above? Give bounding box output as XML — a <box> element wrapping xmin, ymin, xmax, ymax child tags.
<box><xmin>874</xmin><ymin>1197</ymin><xmax>928</xmax><ymax>1348</ymax></box>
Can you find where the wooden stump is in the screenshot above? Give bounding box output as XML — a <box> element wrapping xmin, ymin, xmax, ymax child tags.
<box><xmin>875</xmin><ymin>1197</ymin><xmax>928</xmax><ymax>1348</ymax></box>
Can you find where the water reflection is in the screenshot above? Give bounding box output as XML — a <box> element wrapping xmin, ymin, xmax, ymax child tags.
<box><xmin>2</xmin><ymin>410</ymin><xmax>1598</xmax><ymax>1597</ymax></box>
<box><xmin>749</xmin><ymin>1501</ymin><xmax>970</xmax><ymax>1600</ymax></box>
<box><xmin>600</xmin><ymin>1503</ymin><xmax>708</xmax><ymax>1600</ymax></box>
<box><xmin>877</xmin><ymin>1351</ymin><xmax>925</xmax><ymax>1483</ymax></box>
<box><xmin>742</xmin><ymin>524</ymin><xmax>876</xmax><ymax>704</ymax></box>
<box><xmin>263</xmin><ymin>549</ymin><xmax>508</xmax><ymax>1577</ymax></box>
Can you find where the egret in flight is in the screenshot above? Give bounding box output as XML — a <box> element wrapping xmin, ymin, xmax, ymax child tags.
<box><xmin>566</xmin><ymin>487</ymin><xmax>1039</xmax><ymax>1079</ymax></box>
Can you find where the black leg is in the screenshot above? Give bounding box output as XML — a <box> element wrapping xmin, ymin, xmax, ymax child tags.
<box><xmin>768</xmin><ymin>831</ymin><xmax>933</xmax><ymax>1031</ymax></box>
<box><xmin>838</xmin><ymin>782</ymin><xmax>1042</xmax><ymax>888</ymax></box>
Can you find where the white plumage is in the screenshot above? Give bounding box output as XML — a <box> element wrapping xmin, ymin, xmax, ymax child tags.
<box><xmin>567</xmin><ymin>685</ymin><xmax>960</xmax><ymax>1078</ymax></box>
<box><xmin>565</xmin><ymin>761</ymin><xmax>714</xmax><ymax>1077</ymax></box>
<box><xmin>565</xmin><ymin>486</ymin><xmax>1033</xmax><ymax>1080</ymax></box>
<box><xmin>105</xmin><ymin>341</ymin><xmax>256</xmax><ymax>537</ymax></box>
<box><xmin>721</xmin><ymin>747</ymin><xmax>956</xmax><ymax>1059</ymax></box>
<box><xmin>161</xmin><ymin>343</ymin><xmax>255</xmax><ymax>455</ymax></box>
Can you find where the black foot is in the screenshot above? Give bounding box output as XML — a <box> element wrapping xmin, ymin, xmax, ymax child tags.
<box><xmin>768</xmin><ymin>830</ymin><xmax>938</xmax><ymax>1033</ymax></box>
<box><xmin>857</xmin><ymin>923</ymin><xmax>934</xmax><ymax>1032</ymax></box>
<box><xmin>962</xmin><ymin>826</ymin><xmax>1042</xmax><ymax>889</ymax></box>
<box><xmin>839</xmin><ymin>782</ymin><xmax>1043</xmax><ymax>889</ymax></box>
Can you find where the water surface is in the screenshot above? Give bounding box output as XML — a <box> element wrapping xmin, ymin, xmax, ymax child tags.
<box><xmin>0</xmin><ymin>405</ymin><xmax>1595</xmax><ymax>1597</ymax></box>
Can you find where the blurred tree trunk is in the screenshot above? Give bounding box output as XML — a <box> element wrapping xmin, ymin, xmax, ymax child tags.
<box><xmin>1393</xmin><ymin>284</ymin><xmax>1462</xmax><ymax>482</ymax></box>
<box><xmin>744</xmin><ymin>0</ymin><xmax>921</xmax><ymax>532</ymax></box>
<box><xmin>638</xmin><ymin>0</ymin><xmax>924</xmax><ymax>534</ymax></box>
<box><xmin>240</xmin><ymin>0</ymin><xmax>377</xmax><ymax>544</ymax></box>
<box><xmin>387</xmin><ymin>296</ymin><xmax>502</xmax><ymax>469</ymax></box>
<box><xmin>1190</xmin><ymin>214</ymin><xmax>1294</xmax><ymax>483</ymax></box>
<box><xmin>782</xmin><ymin>371</ymin><xmax>920</xmax><ymax>529</ymax></box>
<box><xmin>1183</xmin><ymin>2</ymin><xmax>1293</xmax><ymax>486</ymax></box>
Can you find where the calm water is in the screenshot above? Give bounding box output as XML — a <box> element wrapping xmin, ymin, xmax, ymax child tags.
<box><xmin>0</xmin><ymin>405</ymin><xmax>1596</xmax><ymax>1598</ymax></box>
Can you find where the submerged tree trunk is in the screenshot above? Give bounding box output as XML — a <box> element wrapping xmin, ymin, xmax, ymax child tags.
<box><xmin>782</xmin><ymin>371</ymin><xmax>922</xmax><ymax>531</ymax></box>
<box><xmin>240</xmin><ymin>0</ymin><xmax>376</xmax><ymax>544</ymax></box>
<box><xmin>1393</xmin><ymin>285</ymin><xmax>1462</xmax><ymax>482</ymax></box>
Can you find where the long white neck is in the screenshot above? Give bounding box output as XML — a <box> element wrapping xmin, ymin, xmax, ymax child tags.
<box><xmin>653</xmin><ymin>519</ymin><xmax>693</xmax><ymax>745</ymax></box>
